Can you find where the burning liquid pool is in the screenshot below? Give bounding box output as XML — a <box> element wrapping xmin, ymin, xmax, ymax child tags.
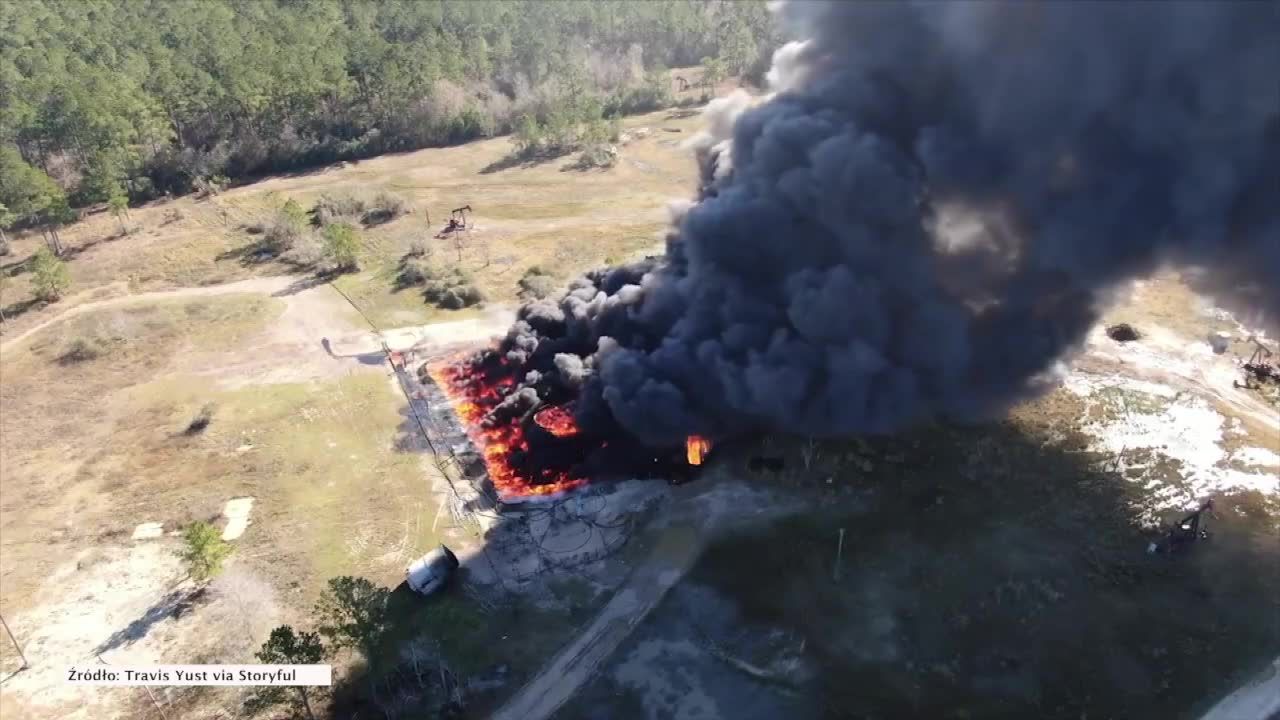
<box><xmin>428</xmin><ymin>358</ymin><xmax>589</xmax><ymax>501</ymax></box>
<box><xmin>534</xmin><ymin>404</ymin><xmax>580</xmax><ymax>438</ymax></box>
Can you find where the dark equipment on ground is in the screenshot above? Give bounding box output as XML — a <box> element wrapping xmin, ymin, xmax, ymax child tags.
<box><xmin>435</xmin><ymin>205</ymin><xmax>472</xmax><ymax>238</ymax></box>
<box><xmin>1149</xmin><ymin>499</ymin><xmax>1215</xmax><ymax>555</ymax></box>
<box><xmin>1106</xmin><ymin>323</ymin><xmax>1141</xmax><ymax>342</ymax></box>
<box><xmin>1239</xmin><ymin>337</ymin><xmax>1277</xmax><ymax>388</ymax></box>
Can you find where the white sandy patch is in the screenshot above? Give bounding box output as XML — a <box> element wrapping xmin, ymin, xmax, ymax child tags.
<box><xmin>1232</xmin><ymin>447</ymin><xmax>1280</xmax><ymax>469</ymax></box>
<box><xmin>220</xmin><ymin>497</ymin><xmax>254</xmax><ymax>541</ymax></box>
<box><xmin>1080</xmin><ymin>313</ymin><xmax>1278</xmax><ymax>432</ymax></box>
<box><xmin>131</xmin><ymin>522</ymin><xmax>164</xmax><ymax>540</ymax></box>
<box><xmin>2</xmin><ymin>544</ymin><xmax>187</xmax><ymax>717</ymax></box>
<box><xmin>1065</xmin><ymin>372</ymin><xmax>1279</xmax><ymax>515</ymax></box>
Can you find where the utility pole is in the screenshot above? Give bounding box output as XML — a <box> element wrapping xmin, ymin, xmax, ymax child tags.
<box><xmin>833</xmin><ymin>527</ymin><xmax>846</xmax><ymax>582</ymax></box>
<box><xmin>98</xmin><ymin>653</ymin><xmax>168</xmax><ymax>720</ymax></box>
<box><xmin>0</xmin><ymin>612</ymin><xmax>28</xmax><ymax>670</ymax></box>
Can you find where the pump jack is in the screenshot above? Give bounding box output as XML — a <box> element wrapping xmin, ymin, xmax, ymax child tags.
<box><xmin>435</xmin><ymin>205</ymin><xmax>472</xmax><ymax>238</ymax></box>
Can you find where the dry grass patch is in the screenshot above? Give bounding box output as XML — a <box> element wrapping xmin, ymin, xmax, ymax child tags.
<box><xmin>1</xmin><ymin>108</ymin><xmax>702</xmax><ymax>338</ymax></box>
<box><xmin>0</xmin><ymin>295</ymin><xmax>283</xmax><ymax>606</ymax></box>
<box><xmin>114</xmin><ymin>373</ymin><xmax>437</xmax><ymax>603</ymax></box>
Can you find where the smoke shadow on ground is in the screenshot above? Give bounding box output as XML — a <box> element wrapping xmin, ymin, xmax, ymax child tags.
<box><xmin>562</xmin><ymin>419</ymin><xmax>1280</xmax><ymax>720</ymax></box>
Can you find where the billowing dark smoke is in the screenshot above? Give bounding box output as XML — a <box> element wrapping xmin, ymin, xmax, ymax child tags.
<box><xmin>483</xmin><ymin>0</ymin><xmax>1279</xmax><ymax>449</ymax></box>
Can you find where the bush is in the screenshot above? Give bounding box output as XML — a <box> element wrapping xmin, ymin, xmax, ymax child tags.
<box><xmin>192</xmin><ymin>174</ymin><xmax>227</xmax><ymax>198</ymax></box>
<box><xmin>362</xmin><ymin>191</ymin><xmax>406</xmax><ymax>225</ymax></box>
<box><xmin>322</xmin><ymin>222</ymin><xmax>360</xmax><ymax>271</ymax></box>
<box><xmin>177</xmin><ymin>521</ymin><xmax>232</xmax><ymax>583</ymax></box>
<box><xmin>514</xmin><ymin>113</ymin><xmax>543</xmax><ymax>155</ymax></box>
<box><xmin>396</xmin><ymin>257</ymin><xmax>430</xmax><ymax>289</ymax></box>
<box><xmin>185</xmin><ymin>403</ymin><xmax>215</xmax><ymax>435</ymax></box>
<box><xmin>263</xmin><ymin>216</ymin><xmax>304</xmax><ymax>254</ymax></box>
<box><xmin>406</xmin><ymin>238</ymin><xmax>430</xmax><ymax>258</ymax></box>
<box><xmin>312</xmin><ymin>193</ymin><xmax>366</xmax><ymax>227</ymax></box>
<box><xmin>421</xmin><ymin>265</ymin><xmax>484</xmax><ymax>309</ymax></box>
<box><xmin>518</xmin><ymin>266</ymin><xmax>559</xmax><ymax>299</ymax></box>
<box><xmin>605</xmin><ymin>71</ymin><xmax>676</xmax><ymax>116</ymax></box>
<box><xmin>573</xmin><ymin>144</ymin><xmax>619</xmax><ymax>170</ymax></box>
<box><xmin>60</xmin><ymin>336</ymin><xmax>104</xmax><ymax>363</ymax></box>
<box><xmin>282</xmin><ymin>234</ymin><xmax>325</xmax><ymax>267</ymax></box>
<box><xmin>437</xmin><ymin>284</ymin><xmax>484</xmax><ymax>309</ymax></box>
<box><xmin>280</xmin><ymin>198</ymin><xmax>307</xmax><ymax>225</ymax></box>
<box><xmin>31</xmin><ymin>247</ymin><xmax>70</xmax><ymax>302</ymax></box>
<box><xmin>422</xmin><ymin>265</ymin><xmax>465</xmax><ymax>296</ymax></box>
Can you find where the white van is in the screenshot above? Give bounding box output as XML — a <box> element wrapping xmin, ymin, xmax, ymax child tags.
<box><xmin>405</xmin><ymin>545</ymin><xmax>460</xmax><ymax>596</ymax></box>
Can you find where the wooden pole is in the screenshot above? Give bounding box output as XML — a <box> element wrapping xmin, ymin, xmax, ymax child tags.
<box><xmin>833</xmin><ymin>528</ymin><xmax>846</xmax><ymax>582</ymax></box>
<box><xmin>98</xmin><ymin>653</ymin><xmax>168</xmax><ymax>720</ymax></box>
<box><xmin>143</xmin><ymin>685</ymin><xmax>170</xmax><ymax>720</ymax></box>
<box><xmin>0</xmin><ymin>613</ymin><xmax>28</xmax><ymax>669</ymax></box>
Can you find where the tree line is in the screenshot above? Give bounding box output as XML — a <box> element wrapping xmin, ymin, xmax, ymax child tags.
<box><xmin>0</xmin><ymin>0</ymin><xmax>776</xmax><ymax>237</ymax></box>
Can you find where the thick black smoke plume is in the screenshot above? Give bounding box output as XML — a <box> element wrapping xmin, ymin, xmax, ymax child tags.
<box><xmin>484</xmin><ymin>1</ymin><xmax>1279</xmax><ymax>449</ymax></box>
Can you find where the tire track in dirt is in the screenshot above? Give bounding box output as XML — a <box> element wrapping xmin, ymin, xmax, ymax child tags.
<box><xmin>0</xmin><ymin>275</ymin><xmax>299</xmax><ymax>352</ymax></box>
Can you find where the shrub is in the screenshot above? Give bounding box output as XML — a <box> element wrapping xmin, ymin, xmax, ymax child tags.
<box><xmin>185</xmin><ymin>403</ymin><xmax>215</xmax><ymax>435</ymax></box>
<box><xmin>421</xmin><ymin>266</ymin><xmax>484</xmax><ymax>309</ymax></box>
<box><xmin>518</xmin><ymin>266</ymin><xmax>559</xmax><ymax>299</ymax></box>
<box><xmin>437</xmin><ymin>284</ymin><xmax>484</xmax><ymax>309</ymax></box>
<box><xmin>60</xmin><ymin>336</ymin><xmax>104</xmax><ymax>363</ymax></box>
<box><xmin>280</xmin><ymin>198</ymin><xmax>307</xmax><ymax>226</ymax></box>
<box><xmin>605</xmin><ymin>71</ymin><xmax>676</xmax><ymax>116</ymax></box>
<box><xmin>322</xmin><ymin>222</ymin><xmax>360</xmax><ymax>271</ymax></box>
<box><xmin>573</xmin><ymin>144</ymin><xmax>618</xmax><ymax>170</ymax></box>
<box><xmin>31</xmin><ymin>247</ymin><xmax>70</xmax><ymax>302</ymax></box>
<box><xmin>421</xmin><ymin>266</ymin><xmax>464</xmax><ymax>297</ymax></box>
<box><xmin>312</xmin><ymin>193</ymin><xmax>366</xmax><ymax>226</ymax></box>
<box><xmin>406</xmin><ymin>238</ymin><xmax>430</xmax><ymax>258</ymax></box>
<box><xmin>281</xmin><ymin>234</ymin><xmax>324</xmax><ymax>267</ymax></box>
<box><xmin>263</xmin><ymin>216</ymin><xmax>304</xmax><ymax>254</ymax></box>
<box><xmin>192</xmin><ymin>174</ymin><xmax>227</xmax><ymax>198</ymax></box>
<box><xmin>177</xmin><ymin>521</ymin><xmax>232</xmax><ymax>583</ymax></box>
<box><xmin>362</xmin><ymin>191</ymin><xmax>406</xmax><ymax>225</ymax></box>
<box><xmin>396</xmin><ymin>257</ymin><xmax>430</xmax><ymax>289</ymax></box>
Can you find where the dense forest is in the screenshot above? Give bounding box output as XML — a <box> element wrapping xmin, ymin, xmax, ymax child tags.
<box><xmin>0</xmin><ymin>0</ymin><xmax>775</xmax><ymax>237</ymax></box>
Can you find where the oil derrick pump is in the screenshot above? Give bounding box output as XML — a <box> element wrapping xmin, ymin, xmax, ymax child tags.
<box><xmin>435</xmin><ymin>205</ymin><xmax>472</xmax><ymax>238</ymax></box>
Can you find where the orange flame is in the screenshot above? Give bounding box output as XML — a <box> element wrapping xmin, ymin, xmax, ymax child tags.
<box><xmin>427</xmin><ymin>357</ymin><xmax>587</xmax><ymax>501</ymax></box>
<box><xmin>534</xmin><ymin>404</ymin><xmax>580</xmax><ymax>438</ymax></box>
<box><xmin>686</xmin><ymin>435</ymin><xmax>711</xmax><ymax>466</ymax></box>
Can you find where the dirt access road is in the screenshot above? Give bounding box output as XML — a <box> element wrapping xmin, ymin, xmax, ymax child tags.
<box><xmin>0</xmin><ymin>276</ymin><xmax>302</xmax><ymax>352</ymax></box>
<box><xmin>491</xmin><ymin>482</ymin><xmax>792</xmax><ymax>720</ymax></box>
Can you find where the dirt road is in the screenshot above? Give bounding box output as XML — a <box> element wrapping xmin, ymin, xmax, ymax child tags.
<box><xmin>491</xmin><ymin>483</ymin><xmax>793</xmax><ymax>720</ymax></box>
<box><xmin>491</xmin><ymin>523</ymin><xmax>705</xmax><ymax>720</ymax></box>
<box><xmin>0</xmin><ymin>275</ymin><xmax>301</xmax><ymax>352</ymax></box>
